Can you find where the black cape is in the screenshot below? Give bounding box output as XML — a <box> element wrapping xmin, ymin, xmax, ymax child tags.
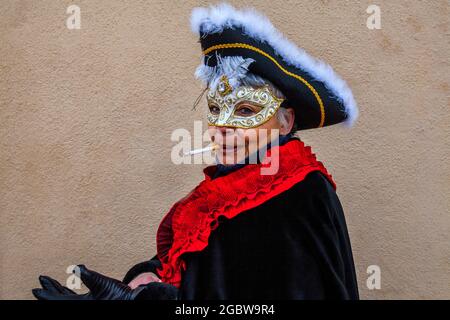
<box><xmin>123</xmin><ymin>170</ymin><xmax>359</xmax><ymax>300</ymax></box>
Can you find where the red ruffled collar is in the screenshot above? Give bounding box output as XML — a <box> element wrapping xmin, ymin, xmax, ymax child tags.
<box><xmin>155</xmin><ymin>138</ymin><xmax>336</xmax><ymax>288</ymax></box>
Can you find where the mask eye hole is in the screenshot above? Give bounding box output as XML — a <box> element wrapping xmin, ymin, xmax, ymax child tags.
<box><xmin>233</xmin><ymin>103</ymin><xmax>261</xmax><ymax>117</ymax></box>
<box><xmin>208</xmin><ymin>104</ymin><xmax>220</xmax><ymax>115</ymax></box>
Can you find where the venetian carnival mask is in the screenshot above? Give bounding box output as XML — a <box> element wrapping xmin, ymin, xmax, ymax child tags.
<box><xmin>206</xmin><ymin>75</ymin><xmax>284</xmax><ymax>129</ymax></box>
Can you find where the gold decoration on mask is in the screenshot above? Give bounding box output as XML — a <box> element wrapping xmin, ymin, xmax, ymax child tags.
<box><xmin>206</xmin><ymin>81</ymin><xmax>285</xmax><ymax>129</ymax></box>
<box><xmin>217</xmin><ymin>75</ymin><xmax>232</xmax><ymax>96</ymax></box>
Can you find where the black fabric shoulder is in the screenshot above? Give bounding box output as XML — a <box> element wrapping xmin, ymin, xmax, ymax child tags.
<box><xmin>290</xmin><ymin>170</ymin><xmax>337</xmax><ymax>199</ymax></box>
<box><xmin>284</xmin><ymin>170</ymin><xmax>340</xmax><ymax>221</ymax></box>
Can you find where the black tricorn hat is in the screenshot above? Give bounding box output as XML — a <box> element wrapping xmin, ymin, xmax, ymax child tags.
<box><xmin>191</xmin><ymin>3</ymin><xmax>358</xmax><ymax>131</ymax></box>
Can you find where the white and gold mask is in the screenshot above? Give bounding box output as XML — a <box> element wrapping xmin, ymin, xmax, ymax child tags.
<box><xmin>206</xmin><ymin>75</ymin><xmax>284</xmax><ymax>129</ymax></box>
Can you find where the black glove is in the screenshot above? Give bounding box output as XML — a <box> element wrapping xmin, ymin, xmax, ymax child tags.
<box><xmin>122</xmin><ymin>255</ymin><xmax>161</xmax><ymax>284</ymax></box>
<box><xmin>32</xmin><ymin>265</ymin><xmax>178</xmax><ymax>300</ymax></box>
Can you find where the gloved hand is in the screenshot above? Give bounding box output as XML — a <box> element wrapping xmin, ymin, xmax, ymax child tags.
<box><xmin>32</xmin><ymin>265</ymin><xmax>178</xmax><ymax>300</ymax></box>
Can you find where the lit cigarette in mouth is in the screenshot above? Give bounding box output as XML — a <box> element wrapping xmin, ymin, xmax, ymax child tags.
<box><xmin>183</xmin><ymin>143</ymin><xmax>219</xmax><ymax>156</ymax></box>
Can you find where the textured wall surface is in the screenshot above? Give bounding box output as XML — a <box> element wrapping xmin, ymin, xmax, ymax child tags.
<box><xmin>1</xmin><ymin>0</ymin><xmax>449</xmax><ymax>299</ymax></box>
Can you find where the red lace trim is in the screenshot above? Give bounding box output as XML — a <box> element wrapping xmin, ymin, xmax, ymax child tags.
<box><xmin>155</xmin><ymin>139</ymin><xmax>336</xmax><ymax>288</ymax></box>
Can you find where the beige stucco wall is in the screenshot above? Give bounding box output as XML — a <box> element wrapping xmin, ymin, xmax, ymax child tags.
<box><xmin>1</xmin><ymin>0</ymin><xmax>449</xmax><ymax>300</ymax></box>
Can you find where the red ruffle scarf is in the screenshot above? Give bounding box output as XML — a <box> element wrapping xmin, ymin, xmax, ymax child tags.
<box><xmin>155</xmin><ymin>138</ymin><xmax>336</xmax><ymax>288</ymax></box>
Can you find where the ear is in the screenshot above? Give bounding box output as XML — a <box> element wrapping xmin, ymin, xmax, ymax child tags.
<box><xmin>279</xmin><ymin>107</ymin><xmax>295</xmax><ymax>135</ymax></box>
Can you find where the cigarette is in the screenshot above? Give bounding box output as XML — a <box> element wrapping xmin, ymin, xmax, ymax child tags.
<box><xmin>183</xmin><ymin>143</ymin><xmax>219</xmax><ymax>156</ymax></box>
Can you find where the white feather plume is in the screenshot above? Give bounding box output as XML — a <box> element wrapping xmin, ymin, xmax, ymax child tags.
<box><xmin>195</xmin><ymin>54</ymin><xmax>255</xmax><ymax>92</ymax></box>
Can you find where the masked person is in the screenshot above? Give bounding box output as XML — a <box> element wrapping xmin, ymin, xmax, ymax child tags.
<box><xmin>33</xmin><ymin>3</ymin><xmax>359</xmax><ymax>300</ymax></box>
